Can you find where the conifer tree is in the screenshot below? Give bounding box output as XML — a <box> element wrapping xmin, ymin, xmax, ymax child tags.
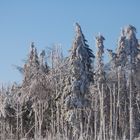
<box><xmin>125</xmin><ymin>25</ymin><xmax>140</xmax><ymax>139</ymax></box>
<box><xmin>95</xmin><ymin>34</ymin><xmax>105</xmax><ymax>84</ymax></box>
<box><xmin>61</xmin><ymin>23</ymin><xmax>94</xmax><ymax>139</ymax></box>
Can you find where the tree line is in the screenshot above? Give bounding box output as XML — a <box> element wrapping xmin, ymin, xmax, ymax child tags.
<box><xmin>0</xmin><ymin>23</ymin><xmax>140</xmax><ymax>140</ymax></box>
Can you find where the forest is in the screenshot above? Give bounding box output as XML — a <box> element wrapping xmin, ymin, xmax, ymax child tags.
<box><xmin>0</xmin><ymin>23</ymin><xmax>140</xmax><ymax>140</ymax></box>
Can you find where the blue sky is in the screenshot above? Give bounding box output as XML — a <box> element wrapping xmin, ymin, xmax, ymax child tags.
<box><xmin>0</xmin><ymin>0</ymin><xmax>140</xmax><ymax>83</ymax></box>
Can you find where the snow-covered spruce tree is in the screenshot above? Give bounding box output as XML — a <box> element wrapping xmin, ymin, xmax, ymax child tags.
<box><xmin>60</xmin><ymin>23</ymin><xmax>94</xmax><ymax>140</ymax></box>
<box><xmin>95</xmin><ymin>34</ymin><xmax>105</xmax><ymax>85</ymax></box>
<box><xmin>124</xmin><ymin>25</ymin><xmax>140</xmax><ymax>139</ymax></box>
<box><xmin>19</xmin><ymin>43</ymin><xmax>40</xmax><ymax>138</ymax></box>
<box><xmin>16</xmin><ymin>43</ymin><xmax>52</xmax><ymax>139</ymax></box>
<box><xmin>23</xmin><ymin>42</ymin><xmax>40</xmax><ymax>85</ymax></box>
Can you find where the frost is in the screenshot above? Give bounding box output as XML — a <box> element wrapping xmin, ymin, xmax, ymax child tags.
<box><xmin>0</xmin><ymin>24</ymin><xmax>140</xmax><ymax>140</ymax></box>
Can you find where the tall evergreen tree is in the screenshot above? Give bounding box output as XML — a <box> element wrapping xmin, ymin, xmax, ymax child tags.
<box><xmin>95</xmin><ymin>34</ymin><xmax>105</xmax><ymax>84</ymax></box>
<box><xmin>61</xmin><ymin>23</ymin><xmax>94</xmax><ymax>139</ymax></box>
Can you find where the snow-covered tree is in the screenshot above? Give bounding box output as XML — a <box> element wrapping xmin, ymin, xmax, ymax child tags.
<box><xmin>95</xmin><ymin>34</ymin><xmax>105</xmax><ymax>84</ymax></box>
<box><xmin>59</xmin><ymin>23</ymin><xmax>94</xmax><ymax>139</ymax></box>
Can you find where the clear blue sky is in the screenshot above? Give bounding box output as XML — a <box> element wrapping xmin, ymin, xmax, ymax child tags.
<box><xmin>0</xmin><ymin>0</ymin><xmax>140</xmax><ymax>83</ymax></box>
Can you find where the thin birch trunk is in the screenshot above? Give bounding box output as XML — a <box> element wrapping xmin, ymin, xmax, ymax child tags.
<box><xmin>113</xmin><ymin>84</ymin><xmax>116</xmax><ymax>139</ymax></box>
<box><xmin>16</xmin><ymin>102</ymin><xmax>19</xmax><ymax>140</ymax></box>
<box><xmin>109</xmin><ymin>86</ymin><xmax>113</xmax><ymax>140</ymax></box>
<box><xmin>129</xmin><ymin>74</ymin><xmax>133</xmax><ymax>140</ymax></box>
<box><xmin>94</xmin><ymin>95</ymin><xmax>97</xmax><ymax>140</ymax></box>
<box><xmin>115</xmin><ymin>70</ymin><xmax>120</xmax><ymax>140</ymax></box>
<box><xmin>102</xmin><ymin>84</ymin><xmax>105</xmax><ymax>140</ymax></box>
<box><xmin>98</xmin><ymin>83</ymin><xmax>105</xmax><ymax>140</ymax></box>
